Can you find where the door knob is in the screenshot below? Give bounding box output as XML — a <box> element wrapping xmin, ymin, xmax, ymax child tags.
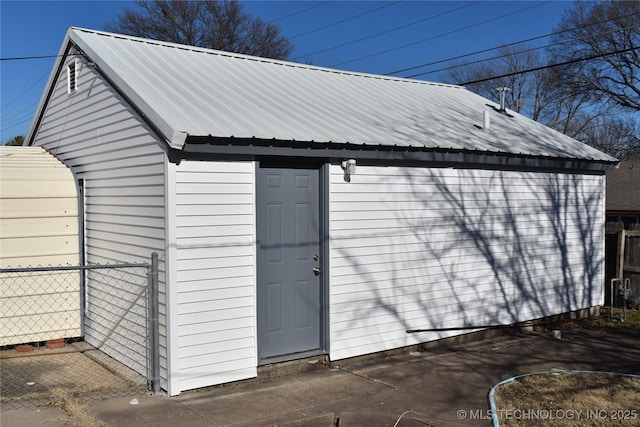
<box><xmin>312</xmin><ymin>267</ymin><xmax>321</xmax><ymax>276</ymax></box>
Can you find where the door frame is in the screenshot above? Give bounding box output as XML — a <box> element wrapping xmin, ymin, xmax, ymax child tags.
<box><xmin>255</xmin><ymin>160</ymin><xmax>329</xmax><ymax>365</ymax></box>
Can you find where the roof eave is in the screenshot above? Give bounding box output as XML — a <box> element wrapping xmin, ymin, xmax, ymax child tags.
<box><xmin>180</xmin><ymin>136</ymin><xmax>619</xmax><ymax>173</ymax></box>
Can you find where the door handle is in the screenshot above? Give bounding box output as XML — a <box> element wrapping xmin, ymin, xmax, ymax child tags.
<box><xmin>312</xmin><ymin>267</ymin><xmax>321</xmax><ymax>276</ymax></box>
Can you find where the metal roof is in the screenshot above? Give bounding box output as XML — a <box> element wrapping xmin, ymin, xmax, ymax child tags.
<box><xmin>30</xmin><ymin>27</ymin><xmax>617</xmax><ymax>163</ymax></box>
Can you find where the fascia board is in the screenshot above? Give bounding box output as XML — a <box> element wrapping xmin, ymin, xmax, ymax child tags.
<box><xmin>66</xmin><ymin>28</ymin><xmax>187</xmax><ymax>150</ymax></box>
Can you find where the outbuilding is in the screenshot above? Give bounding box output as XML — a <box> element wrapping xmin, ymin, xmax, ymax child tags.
<box><xmin>0</xmin><ymin>146</ymin><xmax>81</xmax><ymax>346</ymax></box>
<box><xmin>26</xmin><ymin>27</ymin><xmax>617</xmax><ymax>396</ymax></box>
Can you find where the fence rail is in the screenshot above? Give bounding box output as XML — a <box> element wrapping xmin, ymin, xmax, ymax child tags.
<box><xmin>0</xmin><ymin>254</ymin><xmax>159</xmax><ymax>408</ymax></box>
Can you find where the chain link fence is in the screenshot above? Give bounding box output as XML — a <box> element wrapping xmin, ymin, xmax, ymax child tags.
<box><xmin>1</xmin><ymin>257</ymin><xmax>159</xmax><ymax>409</ymax></box>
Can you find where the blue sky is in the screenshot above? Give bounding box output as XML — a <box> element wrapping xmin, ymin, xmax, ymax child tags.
<box><xmin>0</xmin><ymin>0</ymin><xmax>574</xmax><ymax>143</ymax></box>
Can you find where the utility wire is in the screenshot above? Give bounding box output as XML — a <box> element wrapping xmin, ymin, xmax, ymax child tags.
<box><xmin>1</xmin><ymin>115</ymin><xmax>34</xmax><ymax>133</ymax></box>
<box><xmin>458</xmin><ymin>46</ymin><xmax>638</xmax><ymax>86</ymax></box>
<box><xmin>387</xmin><ymin>9</ymin><xmax>640</xmax><ymax>77</ymax></box>
<box><xmin>0</xmin><ymin>54</ymin><xmax>63</xmax><ymax>61</ymax></box>
<box><xmin>331</xmin><ymin>1</ymin><xmax>552</xmax><ymax>67</ymax></box>
<box><xmin>268</xmin><ymin>1</ymin><xmax>333</xmax><ymax>23</ymax></box>
<box><xmin>292</xmin><ymin>0</ymin><xmax>483</xmax><ymax>61</ymax></box>
<box><xmin>289</xmin><ymin>1</ymin><xmax>402</xmax><ymax>40</ymax></box>
<box><xmin>404</xmin><ymin>22</ymin><xmax>640</xmax><ymax>79</ymax></box>
<box><xmin>1</xmin><ymin>70</ymin><xmax>49</xmax><ymax>111</ymax></box>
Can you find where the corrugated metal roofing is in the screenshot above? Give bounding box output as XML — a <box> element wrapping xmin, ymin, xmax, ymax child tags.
<box><xmin>33</xmin><ymin>27</ymin><xmax>616</xmax><ymax>162</ymax></box>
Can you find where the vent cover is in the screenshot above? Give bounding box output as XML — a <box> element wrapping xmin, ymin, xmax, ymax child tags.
<box><xmin>67</xmin><ymin>61</ymin><xmax>77</xmax><ymax>94</ymax></box>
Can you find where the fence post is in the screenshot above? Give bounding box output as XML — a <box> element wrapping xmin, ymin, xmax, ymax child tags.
<box><xmin>149</xmin><ymin>252</ymin><xmax>160</xmax><ymax>394</ymax></box>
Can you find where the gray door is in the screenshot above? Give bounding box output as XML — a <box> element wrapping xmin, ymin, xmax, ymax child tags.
<box><xmin>257</xmin><ymin>166</ymin><xmax>322</xmax><ymax>363</ymax></box>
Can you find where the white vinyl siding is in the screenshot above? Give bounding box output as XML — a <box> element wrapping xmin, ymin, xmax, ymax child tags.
<box><xmin>30</xmin><ymin>54</ymin><xmax>167</xmax><ymax>379</ymax></box>
<box><xmin>174</xmin><ymin>160</ymin><xmax>257</xmax><ymax>392</ymax></box>
<box><xmin>329</xmin><ymin>165</ymin><xmax>604</xmax><ymax>360</ymax></box>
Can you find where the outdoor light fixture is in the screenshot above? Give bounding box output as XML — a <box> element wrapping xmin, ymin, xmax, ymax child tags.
<box><xmin>341</xmin><ymin>159</ymin><xmax>356</xmax><ymax>182</ymax></box>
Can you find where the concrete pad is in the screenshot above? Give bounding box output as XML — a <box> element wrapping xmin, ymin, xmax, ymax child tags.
<box><xmin>0</xmin><ymin>406</ymin><xmax>71</xmax><ymax>427</ymax></box>
<box><xmin>90</xmin><ymin>395</ymin><xmax>215</xmax><ymax>427</ymax></box>
<box><xmin>278</xmin><ymin>413</ymin><xmax>337</xmax><ymax>427</ymax></box>
<box><xmin>177</xmin><ymin>368</ymin><xmax>389</xmax><ymax>426</ymax></box>
<box><xmin>337</xmin><ymin>411</ymin><xmax>434</xmax><ymax>427</ymax></box>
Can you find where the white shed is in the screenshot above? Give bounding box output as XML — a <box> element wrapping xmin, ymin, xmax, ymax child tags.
<box><xmin>27</xmin><ymin>27</ymin><xmax>617</xmax><ymax>395</ymax></box>
<box><xmin>0</xmin><ymin>146</ymin><xmax>81</xmax><ymax>346</ymax></box>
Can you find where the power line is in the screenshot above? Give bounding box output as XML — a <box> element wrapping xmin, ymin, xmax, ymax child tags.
<box><xmin>1</xmin><ymin>70</ymin><xmax>49</xmax><ymax>111</ymax></box>
<box><xmin>388</xmin><ymin>30</ymin><xmax>556</xmax><ymax>76</ymax></box>
<box><xmin>404</xmin><ymin>21</ymin><xmax>640</xmax><ymax>79</ymax></box>
<box><xmin>292</xmin><ymin>1</ymin><xmax>483</xmax><ymax>61</ymax></box>
<box><xmin>289</xmin><ymin>1</ymin><xmax>403</xmax><ymax>40</ymax></box>
<box><xmin>330</xmin><ymin>1</ymin><xmax>552</xmax><ymax>67</ymax></box>
<box><xmin>268</xmin><ymin>1</ymin><xmax>333</xmax><ymax>24</ymax></box>
<box><xmin>1</xmin><ymin>115</ymin><xmax>34</xmax><ymax>133</ymax></box>
<box><xmin>387</xmin><ymin>9</ymin><xmax>640</xmax><ymax>78</ymax></box>
<box><xmin>458</xmin><ymin>46</ymin><xmax>638</xmax><ymax>86</ymax></box>
<box><xmin>0</xmin><ymin>54</ymin><xmax>63</xmax><ymax>61</ymax></box>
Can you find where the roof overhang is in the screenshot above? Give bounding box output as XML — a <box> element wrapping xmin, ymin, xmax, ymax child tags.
<box><xmin>179</xmin><ymin>136</ymin><xmax>619</xmax><ymax>173</ymax></box>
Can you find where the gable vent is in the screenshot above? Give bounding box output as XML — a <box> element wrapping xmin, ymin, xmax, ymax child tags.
<box><xmin>67</xmin><ymin>61</ymin><xmax>77</xmax><ymax>94</ymax></box>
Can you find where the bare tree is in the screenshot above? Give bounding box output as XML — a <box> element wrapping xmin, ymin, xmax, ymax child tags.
<box><xmin>444</xmin><ymin>45</ymin><xmax>553</xmax><ymax>121</ymax></box>
<box><xmin>578</xmin><ymin>117</ymin><xmax>640</xmax><ymax>161</ymax></box>
<box><xmin>440</xmin><ymin>3</ymin><xmax>640</xmax><ymax>160</ymax></box>
<box><xmin>106</xmin><ymin>0</ymin><xmax>293</xmax><ymax>60</ymax></box>
<box><xmin>548</xmin><ymin>0</ymin><xmax>640</xmax><ymax>111</ymax></box>
<box><xmin>442</xmin><ymin>44</ymin><xmax>593</xmax><ymax>133</ymax></box>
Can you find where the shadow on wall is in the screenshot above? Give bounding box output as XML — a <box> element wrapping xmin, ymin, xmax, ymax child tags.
<box><xmin>330</xmin><ymin>166</ymin><xmax>603</xmax><ymax>352</ymax></box>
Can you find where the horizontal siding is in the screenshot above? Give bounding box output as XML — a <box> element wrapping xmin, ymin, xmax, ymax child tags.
<box><xmin>0</xmin><ymin>147</ymin><xmax>81</xmax><ymax>345</ymax></box>
<box><xmin>31</xmin><ymin>55</ymin><xmax>167</xmax><ymax>381</ymax></box>
<box><xmin>329</xmin><ymin>165</ymin><xmax>604</xmax><ymax>360</ymax></box>
<box><xmin>175</xmin><ymin>160</ymin><xmax>257</xmax><ymax>391</ymax></box>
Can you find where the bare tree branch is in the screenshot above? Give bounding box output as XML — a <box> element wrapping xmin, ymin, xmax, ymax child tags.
<box><xmin>105</xmin><ymin>0</ymin><xmax>293</xmax><ymax>60</ymax></box>
<box><xmin>549</xmin><ymin>0</ymin><xmax>640</xmax><ymax>111</ymax></box>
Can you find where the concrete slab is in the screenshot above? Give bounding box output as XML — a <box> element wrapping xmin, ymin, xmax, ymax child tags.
<box><xmin>88</xmin><ymin>395</ymin><xmax>215</xmax><ymax>427</ymax></box>
<box><xmin>0</xmin><ymin>406</ymin><xmax>71</xmax><ymax>427</ymax></box>
<box><xmin>176</xmin><ymin>368</ymin><xmax>389</xmax><ymax>426</ymax></box>
<box><xmin>2</xmin><ymin>329</ymin><xmax>639</xmax><ymax>427</ymax></box>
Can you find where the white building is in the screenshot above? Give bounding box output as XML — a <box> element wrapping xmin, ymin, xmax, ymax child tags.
<box><xmin>27</xmin><ymin>27</ymin><xmax>617</xmax><ymax>396</ymax></box>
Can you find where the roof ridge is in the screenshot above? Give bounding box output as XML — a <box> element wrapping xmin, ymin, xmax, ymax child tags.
<box><xmin>69</xmin><ymin>27</ymin><xmax>463</xmax><ymax>89</ymax></box>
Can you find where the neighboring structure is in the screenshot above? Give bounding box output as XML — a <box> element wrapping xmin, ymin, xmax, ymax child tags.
<box><xmin>605</xmin><ymin>161</ymin><xmax>640</xmax><ymax>303</ymax></box>
<box><xmin>0</xmin><ymin>146</ymin><xmax>81</xmax><ymax>346</ymax></box>
<box><xmin>26</xmin><ymin>27</ymin><xmax>618</xmax><ymax>396</ymax></box>
<box><xmin>606</xmin><ymin>161</ymin><xmax>640</xmax><ymax>227</ymax></box>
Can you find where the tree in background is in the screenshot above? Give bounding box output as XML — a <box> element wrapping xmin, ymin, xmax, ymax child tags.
<box><xmin>445</xmin><ymin>44</ymin><xmax>549</xmax><ymax>120</ymax></box>
<box><xmin>4</xmin><ymin>135</ymin><xmax>24</xmax><ymax>146</ymax></box>
<box><xmin>549</xmin><ymin>0</ymin><xmax>640</xmax><ymax>112</ymax></box>
<box><xmin>578</xmin><ymin>117</ymin><xmax>640</xmax><ymax>161</ymax></box>
<box><xmin>442</xmin><ymin>1</ymin><xmax>640</xmax><ymax>160</ymax></box>
<box><xmin>106</xmin><ymin>0</ymin><xmax>293</xmax><ymax>60</ymax></box>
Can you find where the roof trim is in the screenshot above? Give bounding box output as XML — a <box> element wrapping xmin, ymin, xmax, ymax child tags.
<box><xmin>181</xmin><ymin>137</ymin><xmax>618</xmax><ymax>173</ymax></box>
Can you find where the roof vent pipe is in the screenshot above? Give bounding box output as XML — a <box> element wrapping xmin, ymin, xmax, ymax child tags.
<box><xmin>496</xmin><ymin>87</ymin><xmax>511</xmax><ymax>111</ymax></box>
<box><xmin>483</xmin><ymin>110</ymin><xmax>490</xmax><ymax>129</ymax></box>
